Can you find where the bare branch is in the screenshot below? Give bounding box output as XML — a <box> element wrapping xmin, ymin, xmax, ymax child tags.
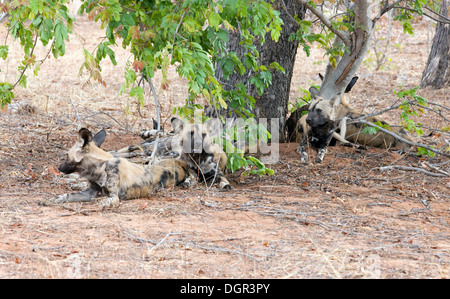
<box><xmin>143</xmin><ymin>74</ymin><xmax>161</xmax><ymax>166</ymax></box>
<box><xmin>376</xmin><ymin>165</ymin><xmax>448</xmax><ymax>177</ymax></box>
<box><xmin>424</xmin><ymin>5</ymin><xmax>450</xmax><ymax>23</ymax></box>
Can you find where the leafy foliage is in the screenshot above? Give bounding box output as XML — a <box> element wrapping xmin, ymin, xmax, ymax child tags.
<box><xmin>0</xmin><ymin>0</ymin><xmax>74</xmax><ymax>106</ymax></box>
<box><xmin>1</xmin><ymin>0</ymin><xmax>445</xmax><ymax>167</ymax></box>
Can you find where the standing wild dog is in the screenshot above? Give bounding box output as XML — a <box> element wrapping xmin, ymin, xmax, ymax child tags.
<box><xmin>170</xmin><ymin>117</ymin><xmax>231</xmax><ymax>190</ymax></box>
<box><xmin>295</xmin><ymin>76</ymin><xmax>359</xmax><ymax>163</ymax></box>
<box><xmin>40</xmin><ymin>128</ymin><xmax>190</xmax><ymax>207</ymax></box>
<box><xmin>297</xmin><ymin>85</ymin><xmax>413</xmax><ymax>163</ymax></box>
<box><xmin>286</xmin><ymin>75</ymin><xmax>359</xmax><ymax>142</ymax></box>
<box><xmin>296</xmin><ymin>88</ymin><xmax>352</xmax><ymax>163</ymax></box>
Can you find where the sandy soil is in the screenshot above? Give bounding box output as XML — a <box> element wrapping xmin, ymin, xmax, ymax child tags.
<box><xmin>0</xmin><ymin>11</ymin><xmax>448</xmax><ymax>278</ymax></box>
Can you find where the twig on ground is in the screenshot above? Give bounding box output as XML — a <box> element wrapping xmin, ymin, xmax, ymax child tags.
<box><xmin>67</xmin><ymin>97</ymin><xmax>82</xmax><ymax>130</ymax></box>
<box><xmin>376</xmin><ymin>165</ymin><xmax>447</xmax><ymax>177</ymax></box>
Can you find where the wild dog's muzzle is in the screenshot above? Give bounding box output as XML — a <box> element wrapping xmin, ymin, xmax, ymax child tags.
<box><xmin>58</xmin><ymin>160</ymin><xmax>78</xmax><ymax>174</ymax></box>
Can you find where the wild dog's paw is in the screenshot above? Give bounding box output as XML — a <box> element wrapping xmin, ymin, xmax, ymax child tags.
<box><xmin>222</xmin><ymin>184</ymin><xmax>232</xmax><ymax>190</ymax></box>
<box><xmin>219</xmin><ymin>181</ymin><xmax>232</xmax><ymax>190</ymax></box>
<box><xmin>179</xmin><ymin>177</ymin><xmax>196</xmax><ymax>188</ymax></box>
<box><xmin>315</xmin><ymin>157</ymin><xmax>324</xmax><ymax>163</ymax></box>
<box><xmin>315</xmin><ymin>148</ymin><xmax>326</xmax><ymax>163</ymax></box>
<box><xmin>98</xmin><ymin>196</ymin><xmax>120</xmax><ymax>208</ymax></box>
<box><xmin>300</xmin><ymin>152</ymin><xmax>308</xmax><ymax>163</ymax></box>
<box><xmin>297</xmin><ymin>146</ymin><xmax>308</xmax><ymax>163</ymax></box>
<box><xmin>179</xmin><ymin>181</ymin><xmax>191</xmax><ymax>188</ymax></box>
<box><xmin>140</xmin><ymin>129</ymin><xmax>159</xmax><ymax>140</ymax></box>
<box><xmin>70</xmin><ymin>181</ymin><xmax>88</xmax><ymax>191</ymax></box>
<box><xmin>39</xmin><ymin>194</ymin><xmax>68</xmax><ymax>206</ymax></box>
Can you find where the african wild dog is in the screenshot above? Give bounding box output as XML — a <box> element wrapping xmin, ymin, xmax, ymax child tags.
<box><xmin>297</xmin><ymin>84</ymin><xmax>413</xmax><ymax>163</ymax></box>
<box><xmin>286</xmin><ymin>75</ymin><xmax>359</xmax><ymax>142</ymax></box>
<box><xmin>116</xmin><ymin>116</ymin><xmax>231</xmax><ymax>190</ymax></box>
<box><xmin>40</xmin><ymin>128</ymin><xmax>190</xmax><ymax>207</ymax></box>
<box><xmin>170</xmin><ymin>117</ymin><xmax>231</xmax><ymax>190</ymax></box>
<box><xmin>296</xmin><ymin>87</ymin><xmax>353</xmax><ymax>163</ymax></box>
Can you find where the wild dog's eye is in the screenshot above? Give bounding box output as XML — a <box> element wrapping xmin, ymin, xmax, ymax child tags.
<box><xmin>316</xmin><ymin>108</ymin><xmax>322</xmax><ymax>113</ymax></box>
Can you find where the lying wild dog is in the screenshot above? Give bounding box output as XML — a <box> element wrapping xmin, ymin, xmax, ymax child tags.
<box><xmin>297</xmin><ymin>86</ymin><xmax>413</xmax><ymax>163</ymax></box>
<box><xmin>40</xmin><ymin>128</ymin><xmax>190</xmax><ymax>207</ymax></box>
<box><xmin>170</xmin><ymin>117</ymin><xmax>231</xmax><ymax>190</ymax></box>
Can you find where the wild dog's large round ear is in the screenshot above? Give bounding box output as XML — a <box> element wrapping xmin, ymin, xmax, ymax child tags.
<box><xmin>309</xmin><ymin>86</ymin><xmax>320</xmax><ymax>100</ymax></box>
<box><xmin>329</xmin><ymin>90</ymin><xmax>344</xmax><ymax>107</ymax></box>
<box><xmin>344</xmin><ymin>76</ymin><xmax>359</xmax><ymax>93</ymax></box>
<box><xmin>171</xmin><ymin>117</ymin><xmax>185</xmax><ymax>134</ymax></box>
<box><xmin>93</xmin><ymin>129</ymin><xmax>106</xmax><ymax>147</ymax></box>
<box><xmin>78</xmin><ymin>128</ymin><xmax>93</xmax><ymax>148</ymax></box>
<box><xmin>152</xmin><ymin>118</ymin><xmax>159</xmax><ymax>130</ymax></box>
<box><xmin>318</xmin><ymin>73</ymin><xmax>324</xmax><ymax>81</ymax></box>
<box><xmin>204</xmin><ymin>118</ymin><xmax>223</xmax><ymax>137</ymax></box>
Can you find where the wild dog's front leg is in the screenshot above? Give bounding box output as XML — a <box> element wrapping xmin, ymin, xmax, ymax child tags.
<box><xmin>40</xmin><ymin>188</ymin><xmax>99</xmax><ymax>206</ymax></box>
<box><xmin>98</xmin><ymin>162</ymin><xmax>120</xmax><ymax>207</ymax></box>
<box><xmin>315</xmin><ymin>148</ymin><xmax>327</xmax><ymax>164</ymax></box>
<box><xmin>315</xmin><ymin>132</ymin><xmax>334</xmax><ymax>163</ymax></box>
<box><xmin>297</xmin><ymin>134</ymin><xmax>309</xmax><ymax>163</ymax></box>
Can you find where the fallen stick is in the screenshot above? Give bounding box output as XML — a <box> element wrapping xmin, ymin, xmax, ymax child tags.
<box><xmin>376</xmin><ymin>165</ymin><xmax>447</xmax><ymax>177</ymax></box>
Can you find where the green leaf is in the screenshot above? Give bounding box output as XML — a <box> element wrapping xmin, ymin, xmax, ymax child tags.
<box><xmin>221</xmin><ymin>57</ymin><xmax>235</xmax><ymax>79</ymax></box>
<box><xmin>130</xmin><ymin>86</ymin><xmax>145</xmax><ymax>106</ymax></box>
<box><xmin>362</xmin><ymin>125</ymin><xmax>378</xmax><ymax>135</ymax></box>
<box><xmin>208</xmin><ymin>12</ymin><xmax>221</xmax><ymax>30</ymax></box>
<box><xmin>0</xmin><ymin>46</ymin><xmax>8</xmax><ymax>60</ymax></box>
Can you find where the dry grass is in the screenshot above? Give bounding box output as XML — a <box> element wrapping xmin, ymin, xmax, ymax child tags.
<box><xmin>0</xmin><ymin>12</ymin><xmax>449</xmax><ymax>278</ymax></box>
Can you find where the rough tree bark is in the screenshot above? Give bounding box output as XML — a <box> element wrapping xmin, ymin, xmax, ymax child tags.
<box><xmin>420</xmin><ymin>0</ymin><xmax>450</xmax><ymax>89</ymax></box>
<box><xmin>215</xmin><ymin>0</ymin><xmax>306</xmax><ymax>142</ymax></box>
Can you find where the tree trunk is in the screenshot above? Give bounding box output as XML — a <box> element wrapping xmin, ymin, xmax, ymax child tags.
<box><xmin>215</xmin><ymin>0</ymin><xmax>306</xmax><ymax>142</ymax></box>
<box><xmin>420</xmin><ymin>0</ymin><xmax>450</xmax><ymax>89</ymax></box>
<box><xmin>319</xmin><ymin>1</ymin><xmax>373</xmax><ymax>102</ymax></box>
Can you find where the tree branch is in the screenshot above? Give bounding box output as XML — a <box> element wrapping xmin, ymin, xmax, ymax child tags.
<box><xmin>392</xmin><ymin>6</ymin><xmax>450</xmax><ymax>24</ymax></box>
<box><xmin>373</xmin><ymin>0</ymin><xmax>404</xmax><ymax>23</ymax></box>
<box><xmin>355</xmin><ymin>119</ymin><xmax>450</xmax><ymax>158</ymax></box>
<box><xmin>142</xmin><ymin>74</ymin><xmax>161</xmax><ymax>166</ymax></box>
<box><xmin>377</xmin><ymin>165</ymin><xmax>448</xmax><ymax>177</ymax></box>
<box><xmin>12</xmin><ymin>34</ymin><xmax>38</xmax><ymax>89</ymax></box>
<box><xmin>297</xmin><ymin>0</ymin><xmax>351</xmax><ymax>47</ymax></box>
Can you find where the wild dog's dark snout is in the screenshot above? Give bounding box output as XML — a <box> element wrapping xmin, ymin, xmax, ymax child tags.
<box><xmin>58</xmin><ymin>160</ymin><xmax>77</xmax><ymax>174</ymax></box>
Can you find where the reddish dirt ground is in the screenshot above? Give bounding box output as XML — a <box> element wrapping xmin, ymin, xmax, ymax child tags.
<box><xmin>0</xmin><ymin>11</ymin><xmax>448</xmax><ymax>278</ymax></box>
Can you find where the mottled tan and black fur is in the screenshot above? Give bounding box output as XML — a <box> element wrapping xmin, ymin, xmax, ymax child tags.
<box><xmin>41</xmin><ymin>128</ymin><xmax>190</xmax><ymax>207</ymax></box>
